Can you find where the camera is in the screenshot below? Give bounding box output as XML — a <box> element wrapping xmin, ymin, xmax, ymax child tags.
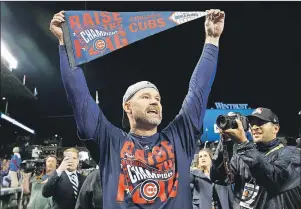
<box><xmin>216</xmin><ymin>112</ymin><xmax>249</xmax><ymax>131</ymax></box>
<box><xmin>21</xmin><ymin>159</ymin><xmax>45</xmax><ymax>175</ymax></box>
<box><xmin>20</xmin><ymin>145</ymin><xmax>46</xmax><ymax>175</ymax></box>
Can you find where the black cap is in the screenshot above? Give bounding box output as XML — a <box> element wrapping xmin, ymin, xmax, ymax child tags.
<box><xmin>247</xmin><ymin>107</ymin><xmax>279</xmax><ymax>124</ymax></box>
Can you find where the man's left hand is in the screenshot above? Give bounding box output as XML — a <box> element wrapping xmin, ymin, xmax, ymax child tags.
<box><xmin>222</xmin><ymin>119</ymin><xmax>249</xmax><ymax>144</ymax></box>
<box><xmin>205</xmin><ymin>9</ymin><xmax>225</xmax><ymax>38</ymax></box>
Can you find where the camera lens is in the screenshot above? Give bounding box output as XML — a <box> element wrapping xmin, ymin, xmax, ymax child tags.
<box><xmin>216</xmin><ymin>115</ymin><xmax>229</xmax><ymax>130</ymax></box>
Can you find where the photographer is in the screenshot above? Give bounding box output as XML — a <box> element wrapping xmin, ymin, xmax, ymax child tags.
<box><xmin>23</xmin><ymin>155</ymin><xmax>57</xmax><ymax>209</ymax></box>
<box><xmin>211</xmin><ymin>108</ymin><xmax>301</xmax><ymax>209</ymax></box>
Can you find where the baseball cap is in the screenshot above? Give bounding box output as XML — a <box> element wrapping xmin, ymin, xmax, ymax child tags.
<box><xmin>122</xmin><ymin>81</ymin><xmax>159</xmax><ymax>128</ymax></box>
<box><xmin>247</xmin><ymin>107</ymin><xmax>279</xmax><ymax>124</ymax></box>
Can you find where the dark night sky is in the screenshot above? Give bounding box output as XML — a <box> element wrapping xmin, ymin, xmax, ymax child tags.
<box><xmin>1</xmin><ymin>1</ymin><xmax>300</xmax><ymax>147</ymax></box>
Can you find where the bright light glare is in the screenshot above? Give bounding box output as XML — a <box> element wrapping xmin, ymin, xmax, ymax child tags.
<box><xmin>1</xmin><ymin>40</ymin><xmax>18</xmax><ymax>70</ymax></box>
<box><xmin>0</xmin><ymin>113</ymin><xmax>35</xmax><ymax>134</ymax></box>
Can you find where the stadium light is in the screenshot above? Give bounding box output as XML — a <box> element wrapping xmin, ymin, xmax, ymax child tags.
<box><xmin>1</xmin><ymin>39</ymin><xmax>18</xmax><ymax>70</ymax></box>
<box><xmin>0</xmin><ymin>112</ymin><xmax>35</xmax><ymax>134</ymax></box>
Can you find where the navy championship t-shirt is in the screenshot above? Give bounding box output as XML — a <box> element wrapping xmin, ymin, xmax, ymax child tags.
<box><xmin>59</xmin><ymin>44</ymin><xmax>219</xmax><ymax>208</ymax></box>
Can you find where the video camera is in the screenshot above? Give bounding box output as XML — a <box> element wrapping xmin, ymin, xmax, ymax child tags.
<box><xmin>21</xmin><ymin>159</ymin><xmax>45</xmax><ymax>175</ymax></box>
<box><xmin>216</xmin><ymin>112</ymin><xmax>249</xmax><ymax>132</ymax></box>
<box><xmin>20</xmin><ymin>145</ymin><xmax>53</xmax><ymax>175</ymax></box>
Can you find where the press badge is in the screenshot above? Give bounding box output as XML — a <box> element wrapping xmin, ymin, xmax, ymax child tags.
<box><xmin>239</xmin><ymin>183</ymin><xmax>260</xmax><ymax>209</ymax></box>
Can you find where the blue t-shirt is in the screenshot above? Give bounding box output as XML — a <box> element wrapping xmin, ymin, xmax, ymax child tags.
<box><xmin>59</xmin><ymin>44</ymin><xmax>219</xmax><ymax>209</ymax></box>
<box><xmin>9</xmin><ymin>154</ymin><xmax>21</xmax><ymax>172</ymax></box>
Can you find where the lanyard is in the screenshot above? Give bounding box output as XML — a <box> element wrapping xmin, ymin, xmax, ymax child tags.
<box><xmin>265</xmin><ymin>144</ymin><xmax>284</xmax><ymax>156</ymax></box>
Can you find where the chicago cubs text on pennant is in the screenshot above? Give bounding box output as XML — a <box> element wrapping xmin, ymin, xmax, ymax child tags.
<box><xmin>62</xmin><ymin>11</ymin><xmax>207</xmax><ymax>67</ymax></box>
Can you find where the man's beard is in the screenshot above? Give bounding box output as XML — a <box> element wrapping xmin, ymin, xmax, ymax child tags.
<box><xmin>134</xmin><ymin>112</ymin><xmax>162</xmax><ymax>127</ymax></box>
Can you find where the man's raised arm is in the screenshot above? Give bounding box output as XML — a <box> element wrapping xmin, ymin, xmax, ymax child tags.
<box><xmin>164</xmin><ymin>10</ymin><xmax>225</xmax><ymax>155</ymax></box>
<box><xmin>59</xmin><ymin>44</ymin><xmax>101</xmax><ymax>139</ymax></box>
<box><xmin>49</xmin><ymin>11</ymin><xmax>120</xmax><ymax>155</ymax></box>
<box><xmin>183</xmin><ymin>9</ymin><xmax>225</xmax><ymax>131</ymax></box>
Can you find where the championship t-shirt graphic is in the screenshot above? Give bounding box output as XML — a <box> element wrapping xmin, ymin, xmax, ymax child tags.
<box><xmin>116</xmin><ymin>140</ymin><xmax>179</xmax><ymax>204</ymax></box>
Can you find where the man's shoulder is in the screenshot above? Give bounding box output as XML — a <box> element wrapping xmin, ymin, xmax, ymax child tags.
<box><xmin>77</xmin><ymin>172</ymin><xmax>87</xmax><ymax>179</ymax></box>
<box><xmin>89</xmin><ymin>169</ymin><xmax>100</xmax><ymax>178</ymax></box>
<box><xmin>101</xmin><ymin>125</ymin><xmax>128</xmax><ymax>140</ymax></box>
<box><xmin>279</xmin><ymin>145</ymin><xmax>301</xmax><ymax>161</ymax></box>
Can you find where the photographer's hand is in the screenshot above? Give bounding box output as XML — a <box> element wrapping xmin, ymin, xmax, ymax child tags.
<box><xmin>222</xmin><ymin>119</ymin><xmax>248</xmax><ymax>144</ymax></box>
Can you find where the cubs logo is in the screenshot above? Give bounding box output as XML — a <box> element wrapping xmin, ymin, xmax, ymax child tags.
<box><xmin>252</xmin><ymin>108</ymin><xmax>263</xmax><ymax>115</ymax></box>
<box><xmin>93</xmin><ymin>38</ymin><xmax>106</xmax><ymax>51</ymax></box>
<box><xmin>73</xmin><ymin>24</ymin><xmax>120</xmax><ymax>53</ymax></box>
<box><xmin>140</xmin><ymin>180</ymin><xmax>160</xmax><ymax>201</ymax></box>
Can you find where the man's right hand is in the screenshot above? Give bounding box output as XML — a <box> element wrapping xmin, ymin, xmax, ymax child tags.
<box><xmin>50</xmin><ymin>11</ymin><xmax>65</xmax><ymax>45</ymax></box>
<box><xmin>57</xmin><ymin>156</ymin><xmax>72</xmax><ymax>173</ymax></box>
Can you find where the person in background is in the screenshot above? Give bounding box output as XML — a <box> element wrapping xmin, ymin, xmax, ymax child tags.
<box><xmin>296</xmin><ymin>138</ymin><xmax>301</xmax><ymax>150</ymax></box>
<box><xmin>75</xmin><ymin>140</ymin><xmax>102</xmax><ymax>209</ymax></box>
<box><xmin>75</xmin><ymin>168</ymin><xmax>102</xmax><ymax>209</ymax></box>
<box><xmin>1</xmin><ymin>159</ymin><xmax>9</xmax><ymax>176</ymax></box>
<box><xmin>211</xmin><ymin>107</ymin><xmax>301</xmax><ymax>208</ymax></box>
<box><xmin>190</xmin><ymin>149</ymin><xmax>233</xmax><ymax>209</ymax></box>
<box><xmin>8</xmin><ymin>147</ymin><xmax>21</xmax><ymax>187</ymax></box>
<box><xmin>42</xmin><ymin>148</ymin><xmax>86</xmax><ymax>209</ymax></box>
<box><xmin>1</xmin><ymin>159</ymin><xmax>10</xmax><ymax>187</ymax></box>
<box><xmin>23</xmin><ymin>155</ymin><xmax>57</xmax><ymax>209</ymax></box>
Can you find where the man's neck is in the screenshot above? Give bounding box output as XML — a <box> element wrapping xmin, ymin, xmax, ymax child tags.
<box><xmin>66</xmin><ymin>169</ymin><xmax>76</xmax><ymax>173</ymax></box>
<box><xmin>130</xmin><ymin>127</ymin><xmax>157</xmax><ymax>137</ymax></box>
<box><xmin>261</xmin><ymin>137</ymin><xmax>277</xmax><ymax>144</ymax></box>
<box><xmin>256</xmin><ymin>137</ymin><xmax>280</xmax><ymax>152</ymax></box>
<box><xmin>46</xmin><ymin>170</ymin><xmax>55</xmax><ymax>175</ymax></box>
